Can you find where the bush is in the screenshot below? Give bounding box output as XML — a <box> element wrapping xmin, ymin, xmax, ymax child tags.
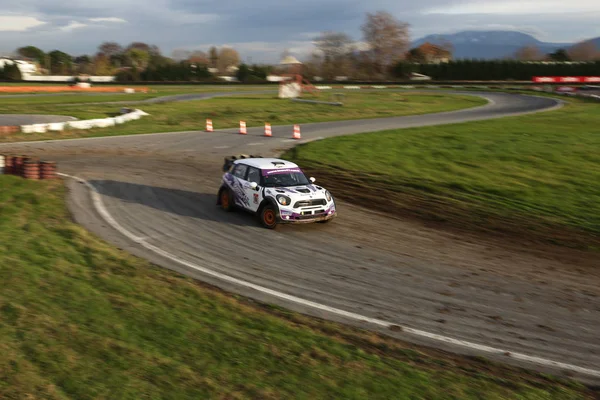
<box><xmin>0</xmin><ymin>63</ymin><xmax>23</xmax><ymax>81</ymax></box>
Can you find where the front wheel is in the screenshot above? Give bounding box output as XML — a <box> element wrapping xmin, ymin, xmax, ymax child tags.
<box><xmin>220</xmin><ymin>188</ymin><xmax>234</xmax><ymax>212</ymax></box>
<box><xmin>259</xmin><ymin>205</ymin><xmax>278</xmax><ymax>229</ymax></box>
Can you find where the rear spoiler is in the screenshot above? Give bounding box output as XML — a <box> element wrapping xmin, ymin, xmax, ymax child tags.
<box><xmin>222</xmin><ymin>154</ymin><xmax>263</xmax><ymax>172</ymax></box>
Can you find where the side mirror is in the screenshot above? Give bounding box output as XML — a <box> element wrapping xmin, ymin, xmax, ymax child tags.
<box><xmin>309</xmin><ymin>177</ymin><xmax>316</xmax><ymax>183</ymax></box>
<box><xmin>250</xmin><ymin>182</ymin><xmax>258</xmax><ymax>190</ymax></box>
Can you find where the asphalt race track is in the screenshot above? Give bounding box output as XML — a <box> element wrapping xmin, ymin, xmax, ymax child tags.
<box><xmin>3</xmin><ymin>91</ymin><xmax>600</xmax><ymax>384</ymax></box>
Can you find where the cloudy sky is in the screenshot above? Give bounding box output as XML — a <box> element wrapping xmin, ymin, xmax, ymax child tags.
<box><xmin>1</xmin><ymin>0</ymin><xmax>599</xmax><ymax>62</ymax></box>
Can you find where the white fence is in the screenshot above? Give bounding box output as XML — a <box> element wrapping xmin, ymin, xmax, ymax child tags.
<box><xmin>19</xmin><ymin>109</ymin><xmax>149</xmax><ymax>134</ymax></box>
<box><xmin>21</xmin><ymin>74</ymin><xmax>116</xmax><ymax>83</ymax></box>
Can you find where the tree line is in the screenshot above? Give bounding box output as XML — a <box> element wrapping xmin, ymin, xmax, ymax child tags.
<box><xmin>7</xmin><ymin>9</ymin><xmax>600</xmax><ymax>82</ymax></box>
<box><xmin>392</xmin><ymin>59</ymin><xmax>600</xmax><ymax>81</ymax></box>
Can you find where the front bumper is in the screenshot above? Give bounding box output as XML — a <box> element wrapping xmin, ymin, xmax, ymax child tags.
<box><xmin>278</xmin><ymin>204</ymin><xmax>337</xmax><ymax>224</ymax></box>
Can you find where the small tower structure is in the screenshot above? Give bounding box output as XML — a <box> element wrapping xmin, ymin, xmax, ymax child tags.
<box><xmin>278</xmin><ymin>55</ymin><xmax>318</xmax><ymax>98</ymax></box>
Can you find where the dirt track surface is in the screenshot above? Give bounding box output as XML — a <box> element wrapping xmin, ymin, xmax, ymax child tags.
<box><xmin>0</xmin><ymin>114</ymin><xmax>76</xmax><ymax>125</ymax></box>
<box><xmin>2</xmin><ymin>91</ymin><xmax>600</xmax><ymax>384</ymax></box>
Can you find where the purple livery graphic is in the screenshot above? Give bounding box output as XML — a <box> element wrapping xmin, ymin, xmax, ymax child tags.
<box><xmin>218</xmin><ymin>157</ymin><xmax>337</xmax><ymax>229</ymax></box>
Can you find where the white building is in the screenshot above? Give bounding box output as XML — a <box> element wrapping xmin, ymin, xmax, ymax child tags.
<box><xmin>0</xmin><ymin>58</ymin><xmax>38</xmax><ymax>75</ymax></box>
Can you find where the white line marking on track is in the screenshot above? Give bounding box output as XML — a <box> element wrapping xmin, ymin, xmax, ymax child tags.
<box><xmin>248</xmin><ymin>142</ymin><xmax>263</xmax><ymax>146</ymax></box>
<box><xmin>214</xmin><ymin>146</ymin><xmax>230</xmax><ymax>149</ymax></box>
<box><xmin>55</xmin><ymin>173</ymin><xmax>600</xmax><ymax>380</ymax></box>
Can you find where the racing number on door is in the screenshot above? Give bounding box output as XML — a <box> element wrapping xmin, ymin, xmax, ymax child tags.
<box><xmin>245</xmin><ymin>166</ymin><xmax>262</xmax><ymax>212</ymax></box>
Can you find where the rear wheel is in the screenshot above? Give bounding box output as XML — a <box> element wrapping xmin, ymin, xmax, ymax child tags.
<box><xmin>220</xmin><ymin>188</ymin><xmax>234</xmax><ymax>212</ymax></box>
<box><xmin>259</xmin><ymin>204</ymin><xmax>278</xmax><ymax>229</ymax></box>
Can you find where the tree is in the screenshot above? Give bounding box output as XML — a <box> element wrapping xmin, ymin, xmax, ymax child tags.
<box><xmin>93</xmin><ymin>53</ymin><xmax>113</xmax><ymax>75</ymax></box>
<box><xmin>188</xmin><ymin>50</ymin><xmax>209</xmax><ymax>65</ymax></box>
<box><xmin>98</xmin><ymin>42</ymin><xmax>123</xmax><ymax>58</ymax></box>
<box><xmin>73</xmin><ymin>55</ymin><xmax>94</xmax><ymax>74</ymax></box>
<box><xmin>209</xmin><ymin>46</ymin><xmax>219</xmax><ymax>68</ymax></box>
<box><xmin>126</xmin><ymin>48</ymin><xmax>150</xmax><ymax>70</ymax></box>
<box><xmin>48</xmin><ymin>50</ymin><xmax>72</xmax><ymax>74</ymax></box>
<box><xmin>171</xmin><ymin>49</ymin><xmax>191</xmax><ymax>61</ymax></box>
<box><xmin>514</xmin><ymin>45</ymin><xmax>543</xmax><ymax>61</ymax></box>
<box><xmin>216</xmin><ymin>47</ymin><xmax>240</xmax><ymax>74</ymax></box>
<box><xmin>16</xmin><ymin>46</ymin><xmax>45</xmax><ymax>63</ymax></box>
<box><xmin>125</xmin><ymin>42</ymin><xmax>160</xmax><ymax>57</ymax></box>
<box><xmin>361</xmin><ymin>11</ymin><xmax>410</xmax><ymax>76</ymax></box>
<box><xmin>0</xmin><ymin>62</ymin><xmax>23</xmax><ymax>81</ymax></box>
<box><xmin>280</xmin><ymin>48</ymin><xmax>292</xmax><ymax>61</ymax></box>
<box><xmin>568</xmin><ymin>41</ymin><xmax>599</xmax><ymax>61</ymax></box>
<box><xmin>548</xmin><ymin>48</ymin><xmax>570</xmax><ymax>62</ymax></box>
<box><xmin>236</xmin><ymin>63</ymin><xmax>251</xmax><ymax>82</ymax></box>
<box><xmin>313</xmin><ymin>31</ymin><xmax>354</xmax><ymax>79</ymax></box>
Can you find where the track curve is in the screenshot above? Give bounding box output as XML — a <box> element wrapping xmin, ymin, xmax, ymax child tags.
<box><xmin>3</xmin><ymin>91</ymin><xmax>600</xmax><ymax>383</ymax></box>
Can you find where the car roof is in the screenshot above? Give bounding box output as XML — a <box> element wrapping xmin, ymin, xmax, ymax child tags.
<box><xmin>234</xmin><ymin>157</ymin><xmax>299</xmax><ymax>170</ymax></box>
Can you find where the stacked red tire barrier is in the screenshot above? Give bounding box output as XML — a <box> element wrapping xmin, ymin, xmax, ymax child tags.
<box><xmin>0</xmin><ymin>154</ymin><xmax>58</xmax><ymax>180</ymax></box>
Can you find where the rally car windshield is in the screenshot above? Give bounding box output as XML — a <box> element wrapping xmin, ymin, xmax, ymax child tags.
<box><xmin>263</xmin><ymin>172</ymin><xmax>310</xmax><ymax>187</ymax></box>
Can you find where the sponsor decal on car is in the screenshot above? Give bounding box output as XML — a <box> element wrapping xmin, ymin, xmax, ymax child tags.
<box><xmin>261</xmin><ymin>168</ymin><xmax>303</xmax><ymax>176</ymax></box>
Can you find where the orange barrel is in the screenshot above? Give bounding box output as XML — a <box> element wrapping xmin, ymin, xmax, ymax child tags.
<box><xmin>23</xmin><ymin>160</ymin><xmax>40</xmax><ymax>180</ymax></box>
<box><xmin>12</xmin><ymin>155</ymin><xmax>24</xmax><ymax>176</ymax></box>
<box><xmin>40</xmin><ymin>161</ymin><xmax>57</xmax><ymax>180</ymax></box>
<box><xmin>4</xmin><ymin>154</ymin><xmax>13</xmax><ymax>174</ymax></box>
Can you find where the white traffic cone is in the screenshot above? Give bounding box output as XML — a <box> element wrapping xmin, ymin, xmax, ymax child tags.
<box><xmin>292</xmin><ymin>124</ymin><xmax>301</xmax><ymax>139</ymax></box>
<box><xmin>264</xmin><ymin>123</ymin><xmax>272</xmax><ymax>137</ymax></box>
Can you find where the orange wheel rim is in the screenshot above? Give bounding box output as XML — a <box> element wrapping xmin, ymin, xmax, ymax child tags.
<box><xmin>221</xmin><ymin>192</ymin><xmax>229</xmax><ymax>207</ymax></box>
<box><xmin>264</xmin><ymin>210</ymin><xmax>275</xmax><ymax>224</ymax></box>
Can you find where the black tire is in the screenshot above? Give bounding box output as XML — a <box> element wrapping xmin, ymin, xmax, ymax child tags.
<box><xmin>219</xmin><ymin>188</ymin><xmax>234</xmax><ymax>212</ymax></box>
<box><xmin>259</xmin><ymin>204</ymin><xmax>278</xmax><ymax>229</ymax></box>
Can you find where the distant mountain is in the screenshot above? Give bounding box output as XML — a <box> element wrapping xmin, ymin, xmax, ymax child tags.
<box><xmin>412</xmin><ymin>30</ymin><xmax>574</xmax><ymax>60</ymax></box>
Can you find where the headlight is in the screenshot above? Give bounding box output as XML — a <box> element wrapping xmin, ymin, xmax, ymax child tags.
<box><xmin>325</xmin><ymin>190</ymin><xmax>332</xmax><ymax>202</ymax></box>
<box><xmin>276</xmin><ymin>195</ymin><xmax>291</xmax><ymax>206</ymax></box>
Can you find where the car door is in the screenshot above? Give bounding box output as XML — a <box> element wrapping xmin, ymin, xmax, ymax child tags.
<box><xmin>230</xmin><ymin>163</ymin><xmax>251</xmax><ymax>209</ymax></box>
<box><xmin>243</xmin><ymin>166</ymin><xmax>263</xmax><ymax>212</ymax></box>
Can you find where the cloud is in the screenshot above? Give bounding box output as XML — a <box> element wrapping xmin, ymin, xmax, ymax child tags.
<box><xmin>0</xmin><ymin>15</ymin><xmax>46</xmax><ymax>31</ymax></box>
<box><xmin>422</xmin><ymin>0</ymin><xmax>600</xmax><ymax>15</ymax></box>
<box><xmin>89</xmin><ymin>17</ymin><xmax>127</xmax><ymax>23</ymax></box>
<box><xmin>0</xmin><ymin>0</ymin><xmax>599</xmax><ymax>61</ymax></box>
<box><xmin>59</xmin><ymin>21</ymin><xmax>87</xmax><ymax>31</ymax></box>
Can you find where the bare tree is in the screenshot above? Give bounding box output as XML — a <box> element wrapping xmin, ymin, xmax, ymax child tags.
<box><xmin>568</xmin><ymin>41</ymin><xmax>599</xmax><ymax>61</ymax></box>
<box><xmin>209</xmin><ymin>46</ymin><xmax>218</xmax><ymax>68</ymax></box>
<box><xmin>188</xmin><ymin>50</ymin><xmax>209</xmax><ymax>65</ymax></box>
<box><xmin>171</xmin><ymin>49</ymin><xmax>191</xmax><ymax>61</ymax></box>
<box><xmin>217</xmin><ymin>47</ymin><xmax>240</xmax><ymax>74</ymax></box>
<box><xmin>98</xmin><ymin>42</ymin><xmax>123</xmax><ymax>57</ymax></box>
<box><xmin>313</xmin><ymin>31</ymin><xmax>355</xmax><ymax>79</ymax></box>
<box><xmin>361</xmin><ymin>11</ymin><xmax>410</xmax><ymax>76</ymax></box>
<box><xmin>280</xmin><ymin>48</ymin><xmax>293</xmax><ymax>61</ymax></box>
<box><xmin>514</xmin><ymin>45</ymin><xmax>544</xmax><ymax>61</ymax></box>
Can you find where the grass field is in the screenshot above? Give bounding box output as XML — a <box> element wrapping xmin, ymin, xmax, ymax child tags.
<box><xmin>0</xmin><ymin>92</ymin><xmax>487</xmax><ymax>142</ymax></box>
<box><xmin>284</xmin><ymin>97</ymin><xmax>600</xmax><ymax>250</ymax></box>
<box><xmin>0</xmin><ymin>175</ymin><xmax>595</xmax><ymax>399</ymax></box>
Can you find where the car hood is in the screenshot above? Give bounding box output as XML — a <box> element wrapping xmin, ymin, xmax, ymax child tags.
<box><xmin>266</xmin><ymin>184</ymin><xmax>327</xmax><ymax>199</ymax></box>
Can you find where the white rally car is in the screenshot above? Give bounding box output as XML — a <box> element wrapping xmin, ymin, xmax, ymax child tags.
<box><xmin>217</xmin><ymin>155</ymin><xmax>337</xmax><ymax>229</ymax></box>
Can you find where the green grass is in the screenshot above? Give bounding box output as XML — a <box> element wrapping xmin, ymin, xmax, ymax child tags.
<box><xmin>0</xmin><ymin>92</ymin><xmax>486</xmax><ymax>142</ymax></box>
<box><xmin>284</xmin><ymin>98</ymin><xmax>600</xmax><ymax>249</ymax></box>
<box><xmin>0</xmin><ymin>175</ymin><xmax>594</xmax><ymax>399</ymax></box>
<box><xmin>0</xmin><ymin>84</ymin><xmax>271</xmax><ymax>100</ymax></box>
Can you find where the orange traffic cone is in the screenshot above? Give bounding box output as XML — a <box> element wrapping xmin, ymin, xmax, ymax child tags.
<box><xmin>206</xmin><ymin>119</ymin><xmax>213</xmax><ymax>132</ymax></box>
<box><xmin>292</xmin><ymin>124</ymin><xmax>301</xmax><ymax>140</ymax></box>
<box><xmin>239</xmin><ymin>120</ymin><xmax>247</xmax><ymax>134</ymax></box>
<box><xmin>264</xmin><ymin>123</ymin><xmax>272</xmax><ymax>137</ymax></box>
